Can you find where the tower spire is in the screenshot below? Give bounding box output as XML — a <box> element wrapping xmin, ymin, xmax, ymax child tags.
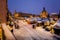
<box><xmin>40</xmin><ymin>7</ymin><xmax>48</xmax><ymax>18</ymax></box>
<box><xmin>58</xmin><ymin>10</ymin><xmax>60</xmax><ymax>18</ymax></box>
<box><xmin>42</xmin><ymin>7</ymin><xmax>46</xmax><ymax>12</ymax></box>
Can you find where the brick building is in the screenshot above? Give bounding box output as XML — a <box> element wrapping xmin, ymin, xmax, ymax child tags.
<box><xmin>0</xmin><ymin>0</ymin><xmax>7</xmax><ymax>23</ymax></box>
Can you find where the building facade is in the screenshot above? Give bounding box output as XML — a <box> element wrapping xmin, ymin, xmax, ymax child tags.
<box><xmin>0</xmin><ymin>0</ymin><xmax>7</xmax><ymax>23</ymax></box>
<box><xmin>13</xmin><ymin>11</ymin><xmax>40</xmax><ymax>18</ymax></box>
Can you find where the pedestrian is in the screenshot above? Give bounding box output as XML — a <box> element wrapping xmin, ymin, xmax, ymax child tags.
<box><xmin>9</xmin><ymin>21</ymin><xmax>13</xmax><ymax>33</ymax></box>
<box><xmin>15</xmin><ymin>23</ymin><xmax>19</xmax><ymax>29</ymax></box>
<box><xmin>32</xmin><ymin>24</ymin><xmax>36</xmax><ymax>29</ymax></box>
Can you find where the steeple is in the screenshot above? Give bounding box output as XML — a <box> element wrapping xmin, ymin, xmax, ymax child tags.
<box><xmin>14</xmin><ymin>10</ymin><xmax>20</xmax><ymax>19</ymax></box>
<box><xmin>43</xmin><ymin>7</ymin><xmax>46</xmax><ymax>11</ymax></box>
<box><xmin>40</xmin><ymin>7</ymin><xmax>48</xmax><ymax>18</ymax></box>
<box><xmin>42</xmin><ymin>7</ymin><xmax>46</xmax><ymax>13</ymax></box>
<box><xmin>59</xmin><ymin>10</ymin><xmax>60</xmax><ymax>14</ymax></box>
<box><xmin>58</xmin><ymin>10</ymin><xmax>60</xmax><ymax>18</ymax></box>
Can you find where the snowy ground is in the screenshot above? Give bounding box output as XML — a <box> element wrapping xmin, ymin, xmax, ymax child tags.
<box><xmin>1</xmin><ymin>20</ymin><xmax>60</xmax><ymax>40</ymax></box>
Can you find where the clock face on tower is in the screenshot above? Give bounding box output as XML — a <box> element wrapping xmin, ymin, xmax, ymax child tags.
<box><xmin>0</xmin><ymin>0</ymin><xmax>7</xmax><ymax>23</ymax></box>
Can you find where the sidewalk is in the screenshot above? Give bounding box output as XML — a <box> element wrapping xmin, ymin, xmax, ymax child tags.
<box><xmin>2</xmin><ymin>23</ymin><xmax>16</xmax><ymax>40</ymax></box>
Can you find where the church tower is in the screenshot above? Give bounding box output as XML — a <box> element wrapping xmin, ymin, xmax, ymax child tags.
<box><xmin>40</xmin><ymin>7</ymin><xmax>48</xmax><ymax>18</ymax></box>
<box><xmin>0</xmin><ymin>0</ymin><xmax>7</xmax><ymax>23</ymax></box>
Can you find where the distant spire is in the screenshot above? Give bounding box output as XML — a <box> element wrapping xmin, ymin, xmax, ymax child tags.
<box><xmin>42</xmin><ymin>7</ymin><xmax>46</xmax><ymax>12</ymax></box>
<box><xmin>15</xmin><ymin>10</ymin><xmax>16</xmax><ymax>12</ymax></box>
<box><xmin>43</xmin><ymin>7</ymin><xmax>45</xmax><ymax>11</ymax></box>
<box><xmin>14</xmin><ymin>10</ymin><xmax>17</xmax><ymax>14</ymax></box>
<box><xmin>59</xmin><ymin>10</ymin><xmax>60</xmax><ymax>14</ymax></box>
<box><xmin>58</xmin><ymin>10</ymin><xmax>60</xmax><ymax>18</ymax></box>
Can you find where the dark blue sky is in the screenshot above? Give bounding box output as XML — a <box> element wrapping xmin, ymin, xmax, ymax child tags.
<box><xmin>8</xmin><ymin>0</ymin><xmax>60</xmax><ymax>14</ymax></box>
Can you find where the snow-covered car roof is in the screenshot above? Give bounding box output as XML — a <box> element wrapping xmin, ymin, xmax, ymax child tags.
<box><xmin>36</xmin><ymin>18</ymin><xmax>42</xmax><ymax>21</ymax></box>
<box><xmin>42</xmin><ymin>18</ymin><xmax>49</xmax><ymax>22</ymax></box>
<box><xmin>56</xmin><ymin>23</ymin><xmax>60</xmax><ymax>26</ymax></box>
<box><xmin>37</xmin><ymin>21</ymin><xmax>42</xmax><ymax>23</ymax></box>
<box><xmin>30</xmin><ymin>18</ymin><xmax>35</xmax><ymax>21</ymax></box>
<box><xmin>55</xmin><ymin>20</ymin><xmax>60</xmax><ymax>26</ymax></box>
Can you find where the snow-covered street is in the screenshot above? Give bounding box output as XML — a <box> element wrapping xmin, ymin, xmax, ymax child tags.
<box><xmin>2</xmin><ymin>20</ymin><xmax>60</xmax><ymax>40</ymax></box>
